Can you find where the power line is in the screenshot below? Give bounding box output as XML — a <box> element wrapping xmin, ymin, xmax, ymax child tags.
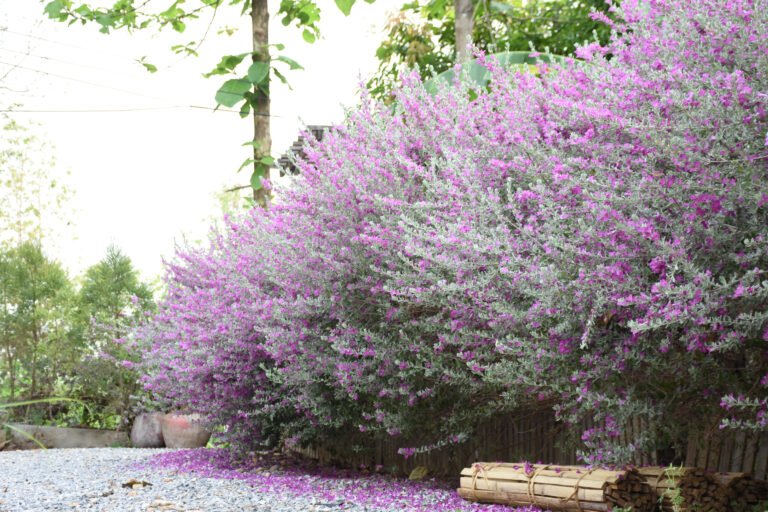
<box><xmin>0</xmin><ymin>27</ymin><xmax>138</xmax><ymax>63</ymax></box>
<box><xmin>0</xmin><ymin>106</ymin><xmax>183</xmax><ymax>113</ymax></box>
<box><xmin>0</xmin><ymin>105</ymin><xmax>271</xmax><ymax>116</ymax></box>
<box><xmin>0</xmin><ymin>59</ymin><xmax>276</xmax><ymax>117</ymax></box>
<box><xmin>0</xmin><ymin>46</ymin><xmax>137</xmax><ymax>76</ymax></box>
<box><xmin>0</xmin><ymin>58</ymin><xmax>172</xmax><ymax>100</ymax></box>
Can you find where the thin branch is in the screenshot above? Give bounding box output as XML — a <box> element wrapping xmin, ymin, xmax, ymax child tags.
<box><xmin>224</xmin><ymin>184</ymin><xmax>251</xmax><ymax>193</ymax></box>
<box><xmin>708</xmin><ymin>153</ymin><xmax>768</xmax><ymax>164</ymax></box>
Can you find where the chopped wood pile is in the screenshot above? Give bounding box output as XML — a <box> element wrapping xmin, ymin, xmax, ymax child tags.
<box><xmin>458</xmin><ymin>463</ymin><xmax>655</xmax><ymax>511</ymax></box>
<box><xmin>712</xmin><ymin>471</ymin><xmax>768</xmax><ymax>511</ymax></box>
<box><xmin>458</xmin><ymin>463</ymin><xmax>768</xmax><ymax>511</ymax></box>
<box><xmin>637</xmin><ymin>466</ymin><xmax>724</xmax><ymax>511</ymax></box>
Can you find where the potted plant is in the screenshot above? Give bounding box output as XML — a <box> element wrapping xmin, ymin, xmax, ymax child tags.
<box><xmin>160</xmin><ymin>412</ymin><xmax>211</xmax><ymax>448</ymax></box>
<box><xmin>130</xmin><ymin>411</ymin><xmax>166</xmax><ymax>448</ymax></box>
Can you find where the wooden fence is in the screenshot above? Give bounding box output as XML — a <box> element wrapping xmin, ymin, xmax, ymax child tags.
<box><xmin>292</xmin><ymin>409</ymin><xmax>768</xmax><ymax>479</ymax></box>
<box><xmin>686</xmin><ymin>430</ymin><xmax>768</xmax><ymax>479</ymax></box>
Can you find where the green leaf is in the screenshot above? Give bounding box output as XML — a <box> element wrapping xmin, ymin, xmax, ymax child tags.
<box><xmin>95</xmin><ymin>13</ymin><xmax>114</xmax><ymax>32</ymax></box>
<box><xmin>335</xmin><ymin>0</ymin><xmax>355</xmax><ymax>16</ymax></box>
<box><xmin>215</xmin><ymin>78</ymin><xmax>251</xmax><ymax>107</ymax></box>
<box><xmin>259</xmin><ymin>156</ymin><xmax>275</xmax><ymax>166</ymax></box>
<box><xmin>160</xmin><ymin>2</ymin><xmax>181</xmax><ymax>19</ymax></box>
<box><xmin>272</xmin><ymin>68</ymin><xmax>289</xmax><ymax>86</ymax></box>
<box><xmin>205</xmin><ymin>53</ymin><xmax>249</xmax><ymax>77</ymax></box>
<box><xmin>241</xmin><ymin>140</ymin><xmax>265</xmax><ymax>150</ymax></box>
<box><xmin>238</xmin><ymin>158</ymin><xmax>255</xmax><ymax>173</ymax></box>
<box><xmin>239</xmin><ymin>101</ymin><xmax>251</xmax><ymax>119</ymax></box>
<box><xmin>171</xmin><ymin>42</ymin><xmax>199</xmax><ymax>57</ymax></box>
<box><xmin>44</xmin><ymin>0</ymin><xmax>68</xmax><ymax>20</ymax></box>
<box><xmin>275</xmin><ymin>55</ymin><xmax>303</xmax><ymax>70</ymax></box>
<box><xmin>250</xmin><ymin>166</ymin><xmax>266</xmax><ymax>190</ymax></box>
<box><xmin>171</xmin><ymin>19</ymin><xmax>186</xmax><ymax>32</ymax></box>
<box><xmin>247</xmin><ymin>61</ymin><xmax>270</xmax><ymax>84</ymax></box>
<box><xmin>302</xmin><ymin>29</ymin><xmax>316</xmax><ymax>43</ymax></box>
<box><xmin>138</xmin><ymin>57</ymin><xmax>158</xmax><ymax>73</ymax></box>
<box><xmin>73</xmin><ymin>4</ymin><xmax>91</xmax><ymax>17</ymax></box>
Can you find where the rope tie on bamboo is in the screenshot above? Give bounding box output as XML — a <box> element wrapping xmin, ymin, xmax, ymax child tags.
<box><xmin>561</xmin><ymin>467</ymin><xmax>596</xmax><ymax>512</ymax></box>
<box><xmin>470</xmin><ymin>463</ymin><xmax>501</xmax><ymax>501</ymax></box>
<box><xmin>526</xmin><ymin>465</ymin><xmax>549</xmax><ymax>508</ymax></box>
<box><xmin>654</xmin><ymin>469</ymin><xmax>665</xmax><ymax>499</ymax></box>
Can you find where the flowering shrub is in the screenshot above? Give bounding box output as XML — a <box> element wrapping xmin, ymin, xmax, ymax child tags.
<box><xmin>137</xmin><ymin>0</ymin><xmax>768</xmax><ymax>463</ymax></box>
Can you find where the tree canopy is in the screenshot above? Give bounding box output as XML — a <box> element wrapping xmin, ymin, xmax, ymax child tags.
<box><xmin>367</xmin><ymin>0</ymin><xmax>614</xmax><ymax>101</ymax></box>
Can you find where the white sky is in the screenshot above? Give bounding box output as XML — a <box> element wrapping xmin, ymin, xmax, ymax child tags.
<box><xmin>0</xmin><ymin>0</ymin><xmax>395</xmax><ymax>281</ymax></box>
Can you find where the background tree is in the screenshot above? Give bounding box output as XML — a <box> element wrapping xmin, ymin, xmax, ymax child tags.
<box><xmin>0</xmin><ymin>115</ymin><xmax>73</xmax><ymax>403</ymax></box>
<box><xmin>367</xmin><ymin>0</ymin><xmax>614</xmax><ymax>101</ymax></box>
<box><xmin>42</xmin><ymin>0</ymin><xmax>374</xmax><ymax>206</ymax></box>
<box><xmin>0</xmin><ymin>242</ymin><xmax>71</xmax><ymax>400</ymax></box>
<box><xmin>454</xmin><ymin>0</ymin><xmax>473</xmax><ymax>63</ymax></box>
<box><xmin>0</xmin><ymin>115</ymin><xmax>71</xmax><ymax>247</ymax></box>
<box><xmin>73</xmin><ymin>245</ymin><xmax>155</xmax><ymax>428</ymax></box>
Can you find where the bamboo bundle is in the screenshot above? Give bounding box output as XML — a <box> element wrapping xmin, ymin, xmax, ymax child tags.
<box><xmin>712</xmin><ymin>472</ymin><xmax>768</xmax><ymax>511</ymax></box>
<box><xmin>457</xmin><ymin>463</ymin><xmax>655</xmax><ymax>511</ymax></box>
<box><xmin>637</xmin><ymin>467</ymin><xmax>725</xmax><ymax>512</ymax></box>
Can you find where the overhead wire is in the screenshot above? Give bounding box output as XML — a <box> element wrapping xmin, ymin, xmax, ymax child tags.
<box><xmin>0</xmin><ymin>106</ymin><xmax>184</xmax><ymax>113</ymax></box>
<box><xmin>0</xmin><ymin>46</ymin><xmax>138</xmax><ymax>76</ymax></box>
<box><xmin>0</xmin><ymin>27</ymin><xmax>139</xmax><ymax>63</ymax></box>
<box><xmin>0</xmin><ymin>59</ymin><xmax>275</xmax><ymax>116</ymax></box>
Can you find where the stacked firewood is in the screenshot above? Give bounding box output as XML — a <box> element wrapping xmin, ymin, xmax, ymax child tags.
<box><xmin>713</xmin><ymin>472</ymin><xmax>768</xmax><ymax>511</ymax></box>
<box><xmin>637</xmin><ymin>466</ymin><xmax>725</xmax><ymax>511</ymax></box>
<box><xmin>459</xmin><ymin>462</ymin><xmax>768</xmax><ymax>511</ymax></box>
<box><xmin>458</xmin><ymin>463</ymin><xmax>655</xmax><ymax>512</ymax></box>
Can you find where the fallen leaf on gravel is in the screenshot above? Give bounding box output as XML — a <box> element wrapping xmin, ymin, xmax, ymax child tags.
<box><xmin>122</xmin><ymin>478</ymin><xmax>152</xmax><ymax>489</ymax></box>
<box><xmin>147</xmin><ymin>498</ymin><xmax>182</xmax><ymax>511</ymax></box>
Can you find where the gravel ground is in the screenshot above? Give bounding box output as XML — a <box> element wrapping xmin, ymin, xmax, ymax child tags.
<box><xmin>0</xmin><ymin>448</ymin><xmax>530</xmax><ymax>512</ymax></box>
<box><xmin>0</xmin><ymin>448</ymin><xmax>298</xmax><ymax>512</ymax></box>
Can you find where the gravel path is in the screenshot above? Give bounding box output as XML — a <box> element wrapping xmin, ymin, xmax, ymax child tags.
<box><xmin>0</xmin><ymin>448</ymin><xmax>530</xmax><ymax>512</ymax></box>
<box><xmin>0</xmin><ymin>448</ymin><xmax>295</xmax><ymax>512</ymax></box>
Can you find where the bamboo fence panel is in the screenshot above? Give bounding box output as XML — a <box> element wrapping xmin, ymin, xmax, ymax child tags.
<box><xmin>291</xmin><ymin>412</ymin><xmax>768</xmax><ymax>478</ymax></box>
<box><xmin>755</xmin><ymin>432</ymin><xmax>768</xmax><ymax>480</ymax></box>
<box><xmin>731</xmin><ymin>432</ymin><xmax>746</xmax><ymax>473</ymax></box>
<box><xmin>742</xmin><ymin>433</ymin><xmax>758</xmax><ymax>476</ymax></box>
<box><xmin>458</xmin><ymin>463</ymin><xmax>655</xmax><ymax>512</ymax></box>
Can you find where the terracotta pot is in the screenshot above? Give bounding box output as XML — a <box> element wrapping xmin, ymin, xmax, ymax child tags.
<box><xmin>130</xmin><ymin>412</ymin><xmax>166</xmax><ymax>448</ymax></box>
<box><xmin>160</xmin><ymin>413</ymin><xmax>211</xmax><ymax>448</ymax></box>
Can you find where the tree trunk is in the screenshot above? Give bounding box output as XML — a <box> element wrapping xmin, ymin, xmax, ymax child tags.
<box><xmin>455</xmin><ymin>0</ymin><xmax>474</xmax><ymax>63</ymax></box>
<box><xmin>30</xmin><ymin>321</ymin><xmax>39</xmax><ymax>398</ymax></box>
<box><xmin>4</xmin><ymin>348</ymin><xmax>16</xmax><ymax>399</ymax></box>
<box><xmin>251</xmin><ymin>0</ymin><xmax>271</xmax><ymax>208</ymax></box>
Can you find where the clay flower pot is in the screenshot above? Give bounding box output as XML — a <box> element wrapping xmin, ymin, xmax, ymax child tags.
<box><xmin>160</xmin><ymin>413</ymin><xmax>211</xmax><ymax>449</ymax></box>
<box><xmin>130</xmin><ymin>412</ymin><xmax>166</xmax><ymax>448</ymax></box>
